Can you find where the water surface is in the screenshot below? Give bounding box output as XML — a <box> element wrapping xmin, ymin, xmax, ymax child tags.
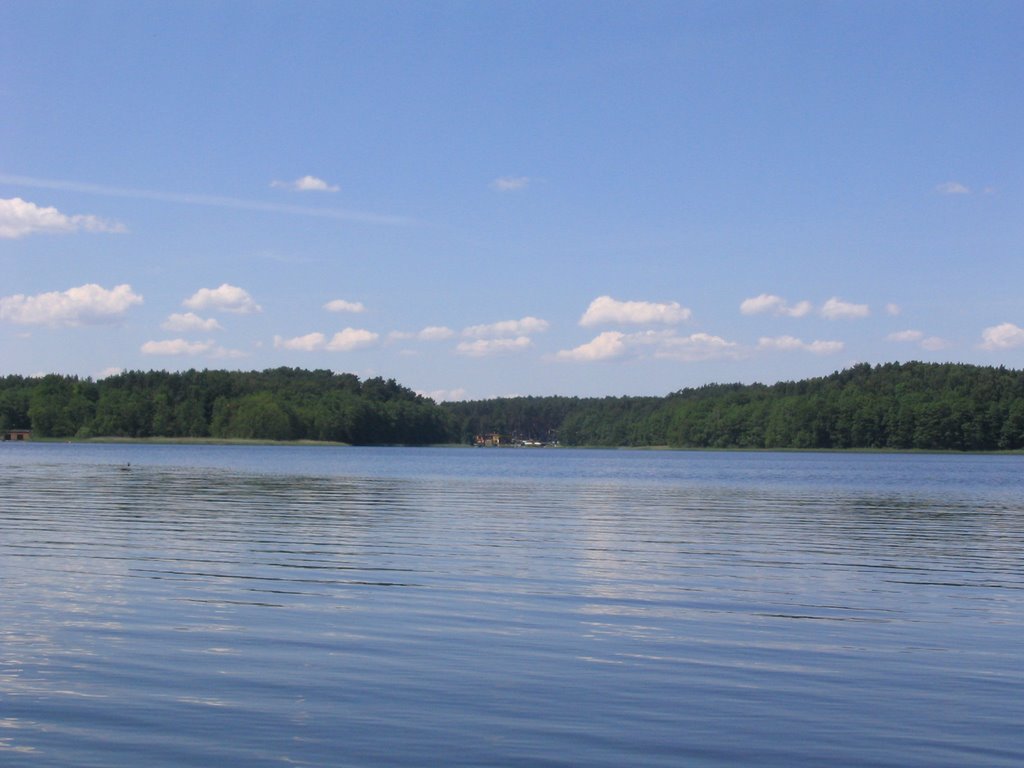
<box><xmin>2</xmin><ymin>444</ymin><xmax>1022</xmax><ymax>766</ymax></box>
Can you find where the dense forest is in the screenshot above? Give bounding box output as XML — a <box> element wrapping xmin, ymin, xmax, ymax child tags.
<box><xmin>0</xmin><ymin>368</ymin><xmax>449</xmax><ymax>444</ymax></box>
<box><xmin>444</xmin><ymin>362</ymin><xmax>1024</xmax><ymax>451</ymax></box>
<box><xmin>2</xmin><ymin>362</ymin><xmax>1024</xmax><ymax>450</ymax></box>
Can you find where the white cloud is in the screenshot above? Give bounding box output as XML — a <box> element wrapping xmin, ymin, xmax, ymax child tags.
<box><xmin>757</xmin><ymin>336</ymin><xmax>805</xmax><ymax>351</ymax></box>
<box><xmin>758</xmin><ymin>336</ymin><xmax>844</xmax><ymax>354</ymax></box>
<box><xmin>806</xmin><ymin>340</ymin><xmax>845</xmax><ymax>354</ymax></box>
<box><xmin>462</xmin><ymin>316</ymin><xmax>549</xmax><ymax>338</ymax></box>
<box><xmin>271</xmin><ymin>175</ymin><xmax>340</xmax><ymax>192</ymax></box>
<box><xmin>456</xmin><ymin>336</ymin><xmax>532</xmax><ymax>357</ymax></box>
<box><xmin>0</xmin><ymin>283</ymin><xmax>142</xmax><ymax>326</ymax></box>
<box><xmin>980</xmin><ymin>323</ymin><xmax>1024</xmax><ymax>350</ymax></box>
<box><xmin>490</xmin><ymin>176</ymin><xmax>530</xmax><ymax>192</ymax></box>
<box><xmin>743</xmin><ymin>294</ymin><xmax>869</xmax><ymax>321</ymax></box>
<box><xmin>936</xmin><ymin>181</ymin><xmax>970</xmax><ymax>195</ymax></box>
<box><xmin>323</xmin><ymin>299</ymin><xmax>366</xmax><ymax>313</ymax></box>
<box><xmin>418</xmin><ymin>325</ymin><xmax>455</xmax><ymax>341</ymax></box>
<box><xmin>886</xmin><ymin>303</ymin><xmax>902</xmax><ymax>316</ymax></box>
<box><xmin>784</xmin><ymin>301</ymin><xmax>813</xmax><ymax>317</ymax></box>
<box><xmin>274</xmin><ymin>332</ymin><xmax>327</xmax><ymax>351</ymax></box>
<box><xmin>739</xmin><ymin>294</ymin><xmax>813</xmax><ymax>317</ymax></box>
<box><xmin>655</xmin><ymin>332</ymin><xmax>739</xmax><ymax>361</ymax></box>
<box><xmin>0</xmin><ymin>197</ymin><xmax>126</xmax><ymax>239</ymax></box>
<box><xmin>326</xmin><ymin>328</ymin><xmax>379</xmax><ymax>351</ymax></box>
<box><xmin>162</xmin><ymin>312</ymin><xmax>223</xmax><ymax>333</ymax></box>
<box><xmin>389</xmin><ymin>326</ymin><xmax>456</xmax><ymax>342</ymax></box>
<box><xmin>96</xmin><ymin>367</ymin><xmax>124</xmax><ymax>379</ymax></box>
<box><xmin>556</xmin><ymin>331</ymin><xmax>627</xmax><ymax>361</ymax></box>
<box><xmin>886</xmin><ymin>329</ymin><xmax>950</xmax><ymax>351</ymax></box>
<box><xmin>921</xmin><ymin>336</ymin><xmax>950</xmax><ymax>351</ymax></box>
<box><xmin>820</xmin><ymin>297</ymin><xmax>870</xmax><ymax>320</ymax></box>
<box><xmin>273</xmin><ymin>328</ymin><xmax>379</xmax><ymax>352</ymax></box>
<box><xmin>141</xmin><ymin>339</ymin><xmax>216</xmax><ymax>356</ymax></box>
<box><xmin>740</xmin><ymin>294</ymin><xmax>783</xmax><ymax>315</ymax></box>
<box><xmin>580</xmin><ymin>296</ymin><xmax>691</xmax><ymax>327</ymax></box>
<box><xmin>557</xmin><ymin>329</ymin><xmax>737</xmax><ymax>363</ymax></box>
<box><xmin>886</xmin><ymin>330</ymin><xmax>924</xmax><ymax>343</ymax></box>
<box><xmin>183</xmin><ymin>283</ymin><xmax>262</xmax><ymax>314</ymax></box>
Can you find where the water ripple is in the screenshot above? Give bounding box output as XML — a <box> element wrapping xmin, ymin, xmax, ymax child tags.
<box><xmin>1</xmin><ymin>447</ymin><xmax>1022</xmax><ymax>767</ymax></box>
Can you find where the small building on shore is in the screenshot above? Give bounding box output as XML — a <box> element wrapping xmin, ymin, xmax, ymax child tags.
<box><xmin>3</xmin><ymin>429</ymin><xmax>32</xmax><ymax>441</ymax></box>
<box><xmin>474</xmin><ymin>432</ymin><xmax>505</xmax><ymax>447</ymax></box>
<box><xmin>473</xmin><ymin>432</ymin><xmax>552</xmax><ymax>447</ymax></box>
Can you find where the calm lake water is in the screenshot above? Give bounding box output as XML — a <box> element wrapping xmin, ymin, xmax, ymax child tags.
<box><xmin>1</xmin><ymin>444</ymin><xmax>1022</xmax><ymax>767</ymax></box>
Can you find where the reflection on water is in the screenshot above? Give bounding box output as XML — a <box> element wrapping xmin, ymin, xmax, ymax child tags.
<box><xmin>1</xmin><ymin>445</ymin><xmax>1022</xmax><ymax>767</ymax></box>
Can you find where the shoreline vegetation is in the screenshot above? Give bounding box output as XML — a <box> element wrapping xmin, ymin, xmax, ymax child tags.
<box><xmin>2</xmin><ymin>362</ymin><xmax>1024</xmax><ymax>452</ymax></box>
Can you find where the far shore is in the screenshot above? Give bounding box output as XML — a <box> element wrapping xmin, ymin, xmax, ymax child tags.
<box><xmin>14</xmin><ymin>437</ymin><xmax>1023</xmax><ymax>455</ymax></box>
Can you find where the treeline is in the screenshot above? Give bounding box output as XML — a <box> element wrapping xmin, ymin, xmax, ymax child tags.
<box><xmin>442</xmin><ymin>362</ymin><xmax>1024</xmax><ymax>451</ymax></box>
<box><xmin>0</xmin><ymin>368</ymin><xmax>449</xmax><ymax>444</ymax></box>
<box><xmin>3</xmin><ymin>362</ymin><xmax>1023</xmax><ymax>450</ymax></box>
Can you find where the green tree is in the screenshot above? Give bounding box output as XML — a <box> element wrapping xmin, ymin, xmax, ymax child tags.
<box><xmin>222</xmin><ymin>393</ymin><xmax>293</xmax><ymax>440</ymax></box>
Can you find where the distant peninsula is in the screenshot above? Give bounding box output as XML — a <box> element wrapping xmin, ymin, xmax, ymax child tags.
<box><xmin>2</xmin><ymin>362</ymin><xmax>1023</xmax><ymax>451</ymax></box>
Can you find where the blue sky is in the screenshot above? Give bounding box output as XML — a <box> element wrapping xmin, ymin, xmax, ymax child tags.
<box><xmin>2</xmin><ymin>1</ymin><xmax>1022</xmax><ymax>399</ymax></box>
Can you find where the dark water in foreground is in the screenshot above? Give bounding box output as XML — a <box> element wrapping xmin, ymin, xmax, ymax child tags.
<box><xmin>1</xmin><ymin>444</ymin><xmax>1022</xmax><ymax>767</ymax></box>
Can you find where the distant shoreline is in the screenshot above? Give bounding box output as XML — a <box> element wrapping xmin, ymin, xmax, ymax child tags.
<box><xmin>6</xmin><ymin>363</ymin><xmax>1024</xmax><ymax>451</ymax></box>
<box><xmin>15</xmin><ymin>437</ymin><xmax>1022</xmax><ymax>455</ymax></box>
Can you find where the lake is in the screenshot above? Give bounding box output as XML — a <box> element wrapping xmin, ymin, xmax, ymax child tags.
<box><xmin>1</xmin><ymin>444</ymin><xmax>1022</xmax><ymax>767</ymax></box>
